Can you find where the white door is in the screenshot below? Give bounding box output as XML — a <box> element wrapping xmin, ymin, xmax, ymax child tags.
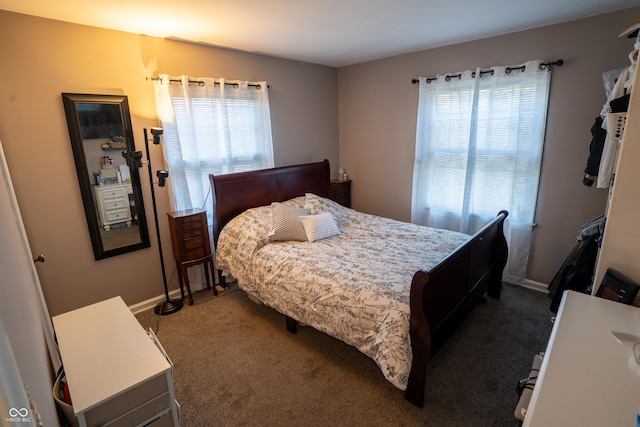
<box><xmin>0</xmin><ymin>138</ymin><xmax>60</xmax><ymax>425</ymax></box>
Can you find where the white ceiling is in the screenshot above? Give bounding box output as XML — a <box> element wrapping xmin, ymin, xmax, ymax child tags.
<box><xmin>1</xmin><ymin>0</ymin><xmax>638</xmax><ymax>67</ymax></box>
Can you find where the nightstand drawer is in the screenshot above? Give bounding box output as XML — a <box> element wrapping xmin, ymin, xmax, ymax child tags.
<box><xmin>329</xmin><ymin>180</ymin><xmax>351</xmax><ymax>208</ymax></box>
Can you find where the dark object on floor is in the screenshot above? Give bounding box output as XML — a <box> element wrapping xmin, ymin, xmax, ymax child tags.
<box><xmin>596</xmin><ymin>268</ymin><xmax>640</xmax><ymax>304</ymax></box>
<box><xmin>514</xmin><ymin>352</ymin><xmax>544</xmax><ymax>422</ymax></box>
<box><xmin>548</xmin><ymin>216</ymin><xmax>603</xmax><ymax>313</ymax></box>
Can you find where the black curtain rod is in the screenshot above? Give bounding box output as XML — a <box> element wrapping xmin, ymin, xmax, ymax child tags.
<box><xmin>148</xmin><ymin>76</ymin><xmax>270</xmax><ymax>89</ymax></box>
<box><xmin>411</xmin><ymin>59</ymin><xmax>564</xmax><ymax>84</ymax></box>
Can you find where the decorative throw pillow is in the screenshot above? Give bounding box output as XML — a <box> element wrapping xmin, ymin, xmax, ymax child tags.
<box><xmin>304</xmin><ymin>193</ymin><xmax>349</xmax><ymax>225</ymax></box>
<box><xmin>300</xmin><ymin>212</ymin><xmax>340</xmax><ymax>242</ymax></box>
<box><xmin>268</xmin><ymin>202</ymin><xmax>310</xmax><ymax>241</ymax></box>
<box><xmin>282</xmin><ymin>196</ymin><xmax>306</xmax><ymax>209</ymax></box>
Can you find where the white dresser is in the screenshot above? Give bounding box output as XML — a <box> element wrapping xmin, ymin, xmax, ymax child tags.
<box><xmin>94</xmin><ymin>184</ymin><xmax>132</xmax><ymax>231</ymax></box>
<box><xmin>523</xmin><ymin>291</ymin><xmax>640</xmax><ymax>426</ymax></box>
<box><xmin>52</xmin><ymin>297</ymin><xmax>180</xmax><ymax>427</ymax></box>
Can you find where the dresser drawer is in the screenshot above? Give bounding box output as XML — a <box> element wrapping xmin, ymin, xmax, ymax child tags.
<box><xmin>145</xmin><ymin>412</ymin><xmax>176</xmax><ymax>427</ymax></box>
<box><xmin>101</xmin><ymin>188</ymin><xmax>126</xmax><ymax>200</ymax></box>
<box><xmin>185</xmin><ymin>248</ymin><xmax>206</xmax><ymax>261</ymax></box>
<box><xmin>105</xmin><ymin>208</ymin><xmax>131</xmax><ymax>223</ymax></box>
<box><xmin>104</xmin><ymin>199</ymin><xmax>129</xmax><ymax>211</ymax></box>
<box><xmin>184</xmin><ymin>235</ymin><xmax>205</xmax><ymax>250</ymax></box>
<box><xmin>102</xmin><ymin>393</ymin><xmax>171</xmax><ymax>427</ymax></box>
<box><xmin>181</xmin><ymin>226</ymin><xmax>204</xmax><ymax>239</ymax></box>
<box><xmin>84</xmin><ymin>374</ymin><xmax>169</xmax><ymax>426</ymax></box>
<box><xmin>180</xmin><ymin>218</ymin><xmax>204</xmax><ymax>234</ymax></box>
<box><xmin>180</xmin><ymin>215</ymin><xmax>203</xmax><ymax>227</ymax></box>
<box><xmin>184</xmin><ymin>235</ymin><xmax>206</xmax><ymax>260</ymax></box>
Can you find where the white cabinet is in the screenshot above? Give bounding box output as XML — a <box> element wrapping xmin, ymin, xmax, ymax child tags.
<box><xmin>52</xmin><ymin>297</ymin><xmax>180</xmax><ymax>427</ymax></box>
<box><xmin>594</xmin><ymin>63</ymin><xmax>640</xmax><ymax>293</ymax></box>
<box><xmin>94</xmin><ymin>184</ymin><xmax>132</xmax><ymax>231</ymax></box>
<box><xmin>523</xmin><ymin>291</ymin><xmax>640</xmax><ymax>426</ymax></box>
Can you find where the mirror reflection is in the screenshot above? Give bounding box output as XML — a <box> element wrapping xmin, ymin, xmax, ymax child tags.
<box><xmin>62</xmin><ymin>93</ymin><xmax>150</xmax><ymax>259</ymax></box>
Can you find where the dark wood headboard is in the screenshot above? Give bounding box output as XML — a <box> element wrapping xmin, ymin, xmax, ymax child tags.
<box><xmin>208</xmin><ymin>159</ymin><xmax>330</xmax><ymax>244</ymax></box>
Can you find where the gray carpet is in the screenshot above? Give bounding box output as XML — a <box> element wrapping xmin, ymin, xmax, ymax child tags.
<box><xmin>135</xmin><ymin>283</ymin><xmax>553</xmax><ymax>426</ymax></box>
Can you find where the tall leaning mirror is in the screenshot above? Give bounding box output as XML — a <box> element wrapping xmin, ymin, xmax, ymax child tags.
<box><xmin>62</xmin><ymin>93</ymin><xmax>150</xmax><ymax>260</ymax></box>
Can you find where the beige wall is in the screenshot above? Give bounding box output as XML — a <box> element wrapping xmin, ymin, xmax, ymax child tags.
<box><xmin>0</xmin><ymin>11</ymin><xmax>338</xmax><ymax>316</ymax></box>
<box><xmin>338</xmin><ymin>8</ymin><xmax>640</xmax><ymax>285</ymax></box>
<box><xmin>2</xmin><ymin>8</ymin><xmax>638</xmax><ymax>317</ymax></box>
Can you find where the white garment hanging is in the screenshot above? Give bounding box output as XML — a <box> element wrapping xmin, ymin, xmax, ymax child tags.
<box><xmin>624</xmin><ymin>40</ymin><xmax>639</xmax><ymax>91</ymax></box>
<box><xmin>597</xmin><ymin>36</ymin><xmax>639</xmax><ymax>188</ymax></box>
<box><xmin>597</xmin><ymin>67</ymin><xmax>627</xmax><ymax>188</ymax></box>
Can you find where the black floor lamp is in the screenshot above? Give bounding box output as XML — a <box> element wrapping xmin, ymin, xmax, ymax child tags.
<box><xmin>143</xmin><ymin>127</ymin><xmax>183</xmax><ymax>315</ymax></box>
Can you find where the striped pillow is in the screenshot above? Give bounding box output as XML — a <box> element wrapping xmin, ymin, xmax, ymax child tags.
<box><xmin>300</xmin><ymin>213</ymin><xmax>340</xmax><ymax>242</ymax></box>
<box><xmin>268</xmin><ymin>202</ymin><xmax>310</xmax><ymax>241</ymax></box>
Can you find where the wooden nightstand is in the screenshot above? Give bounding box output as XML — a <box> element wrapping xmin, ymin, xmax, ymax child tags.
<box><xmin>329</xmin><ymin>179</ymin><xmax>351</xmax><ymax>208</ymax></box>
<box><xmin>167</xmin><ymin>209</ymin><xmax>217</xmax><ymax>305</ymax></box>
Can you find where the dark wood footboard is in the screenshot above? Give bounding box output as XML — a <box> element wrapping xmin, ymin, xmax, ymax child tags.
<box><xmin>404</xmin><ymin>210</ymin><xmax>509</xmax><ymax>408</ymax></box>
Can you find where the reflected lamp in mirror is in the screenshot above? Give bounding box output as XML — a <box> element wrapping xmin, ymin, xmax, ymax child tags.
<box><xmin>122</xmin><ymin>149</ymin><xmax>143</xmax><ymax>168</ymax></box>
<box><xmin>62</xmin><ymin>93</ymin><xmax>150</xmax><ymax>260</ymax></box>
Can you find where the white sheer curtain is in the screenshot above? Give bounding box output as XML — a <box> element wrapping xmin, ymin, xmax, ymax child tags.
<box><xmin>154</xmin><ymin>75</ymin><xmax>274</xmax><ymax>211</ymax></box>
<box><xmin>411</xmin><ymin>60</ymin><xmax>551</xmax><ymax>284</ymax></box>
<box><xmin>154</xmin><ymin>75</ymin><xmax>274</xmax><ymax>289</ymax></box>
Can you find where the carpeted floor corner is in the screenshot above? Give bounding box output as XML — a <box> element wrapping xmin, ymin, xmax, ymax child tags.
<box><xmin>135</xmin><ymin>283</ymin><xmax>553</xmax><ymax>426</ymax></box>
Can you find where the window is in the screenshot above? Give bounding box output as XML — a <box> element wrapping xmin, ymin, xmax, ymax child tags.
<box><xmin>154</xmin><ymin>76</ymin><xmax>274</xmax><ymax>212</ymax></box>
<box><xmin>411</xmin><ymin>61</ymin><xmax>552</xmax><ymax>284</ymax></box>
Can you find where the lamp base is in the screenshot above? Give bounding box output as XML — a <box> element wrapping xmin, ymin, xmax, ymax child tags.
<box><xmin>154</xmin><ymin>299</ymin><xmax>184</xmax><ymax>315</ymax></box>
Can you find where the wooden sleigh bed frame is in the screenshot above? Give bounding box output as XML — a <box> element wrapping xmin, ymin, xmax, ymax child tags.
<box><xmin>209</xmin><ymin>160</ymin><xmax>508</xmax><ymax>408</ymax></box>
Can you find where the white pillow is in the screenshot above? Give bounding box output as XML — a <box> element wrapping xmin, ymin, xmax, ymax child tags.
<box><xmin>300</xmin><ymin>213</ymin><xmax>340</xmax><ymax>242</ymax></box>
<box><xmin>268</xmin><ymin>203</ymin><xmax>309</xmax><ymax>241</ymax></box>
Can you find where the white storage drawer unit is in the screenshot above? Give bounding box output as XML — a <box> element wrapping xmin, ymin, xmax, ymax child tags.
<box><xmin>53</xmin><ymin>297</ymin><xmax>179</xmax><ymax>427</ymax></box>
<box><xmin>94</xmin><ymin>184</ymin><xmax>132</xmax><ymax>230</ymax></box>
<box><xmin>523</xmin><ymin>291</ymin><xmax>640</xmax><ymax>426</ymax></box>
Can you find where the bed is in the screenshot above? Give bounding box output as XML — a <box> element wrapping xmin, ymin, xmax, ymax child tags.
<box><xmin>209</xmin><ymin>160</ymin><xmax>508</xmax><ymax>408</ymax></box>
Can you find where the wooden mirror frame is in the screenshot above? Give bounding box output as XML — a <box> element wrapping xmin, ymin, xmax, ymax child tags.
<box><xmin>62</xmin><ymin>93</ymin><xmax>150</xmax><ymax>260</ymax></box>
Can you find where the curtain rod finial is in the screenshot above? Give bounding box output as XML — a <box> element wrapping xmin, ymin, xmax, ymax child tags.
<box><xmin>539</xmin><ymin>59</ymin><xmax>564</xmax><ymax>71</ymax></box>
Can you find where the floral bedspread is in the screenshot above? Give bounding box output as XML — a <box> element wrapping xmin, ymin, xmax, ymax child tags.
<box><xmin>215</xmin><ymin>194</ymin><xmax>470</xmax><ymax>390</ymax></box>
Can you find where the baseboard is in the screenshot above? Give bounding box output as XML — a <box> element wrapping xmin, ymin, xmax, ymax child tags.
<box><xmin>521</xmin><ymin>279</ymin><xmax>548</xmax><ymax>293</ymax></box>
<box><xmin>129</xmin><ymin>289</ymin><xmax>183</xmax><ymax>315</ymax></box>
<box><xmin>129</xmin><ymin>281</ymin><xmax>548</xmax><ymax>313</ymax></box>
